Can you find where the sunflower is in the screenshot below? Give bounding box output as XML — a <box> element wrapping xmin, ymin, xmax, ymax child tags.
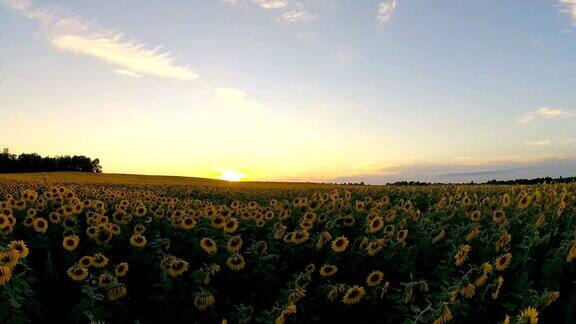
<box><xmin>384</xmin><ymin>224</ymin><xmax>395</xmax><ymax>237</ymax></box>
<box><xmin>495</xmin><ymin>231</ymin><xmax>512</xmax><ymax>251</ymax></box>
<box><xmin>300</xmin><ymin>220</ymin><xmax>314</xmax><ymax>231</ymax></box>
<box><xmin>211</xmin><ymin>215</ymin><xmax>226</xmax><ymax>229</ymax></box>
<box><xmin>517</xmin><ymin>195</ymin><xmax>531</xmax><ymax>210</ymax></box>
<box><xmin>8</xmin><ymin>240</ymin><xmax>29</xmax><ymax>259</ymax></box>
<box><xmin>397</xmin><ymin>229</ymin><xmax>408</xmax><ymax>243</ymax></box>
<box><xmin>108</xmin><ymin>284</ymin><xmax>128</xmax><ymax>301</ymax></box>
<box><xmin>367</xmin><ymin>240</ymin><xmax>384</xmax><ymax>256</ymax></box>
<box><xmin>62</xmin><ymin>235</ymin><xmax>80</xmax><ymax>251</ymax></box>
<box><xmin>492</xmin><ymin>210</ymin><xmax>506</xmax><ymax>223</ymax></box>
<box><xmin>331</xmin><ymin>236</ymin><xmax>349</xmax><ymax>253</ymax></box>
<box><xmin>502</xmin><ymin>193</ymin><xmax>511</xmax><ymax>207</ymax></box>
<box><xmin>33</xmin><ymin>217</ymin><xmax>48</xmax><ymax>234</ymax></box>
<box><xmin>0</xmin><ymin>214</ymin><xmax>9</xmax><ymax>230</ymax></box>
<box><xmin>168</xmin><ymin>259</ymin><xmax>189</xmax><ymax>277</ymax></box>
<box><xmin>385</xmin><ymin>210</ymin><xmax>396</xmax><ymax>222</ymax></box>
<box><xmin>27</xmin><ymin>208</ymin><xmax>37</xmax><ymax>217</ymax></box>
<box><xmin>315</xmin><ymin>231</ymin><xmax>332</xmax><ymax>250</ymax></box>
<box><xmin>181</xmin><ymin>217</ymin><xmax>196</xmax><ymax>230</ymax></box>
<box><xmin>342</xmin><ymin>215</ymin><xmax>355</xmax><ymax>227</ymax></box>
<box><xmin>98</xmin><ymin>273</ymin><xmax>114</xmax><ymax>288</ymax></box>
<box><xmin>460</xmin><ymin>283</ymin><xmax>475</xmax><ymax>299</ymax></box>
<box><xmin>130</xmin><ymin>234</ymin><xmax>147</xmax><ymax>248</ymax></box>
<box><xmin>432</xmin><ymin>305</ymin><xmax>452</xmax><ymax>324</ymax></box>
<box><xmin>133</xmin><ymin>224</ymin><xmax>146</xmax><ymax>235</ymax></box>
<box><xmin>78</xmin><ymin>255</ymin><xmax>94</xmax><ymax>268</ymax></box>
<box><xmin>109</xmin><ymin>224</ymin><xmax>121</xmax><ymax>235</ymax></box>
<box><xmin>454</xmin><ymin>245</ymin><xmax>471</xmax><ymax>267</ymax></box>
<box><xmin>115</xmin><ymin>262</ymin><xmax>129</xmax><ymax>277</ymax></box>
<box><xmin>291</xmin><ymin>230</ymin><xmax>310</xmax><ymax>245</ymax></box>
<box><xmin>134</xmin><ymin>206</ymin><xmax>147</xmax><ymax>217</ymax></box>
<box><xmin>305</xmin><ymin>263</ymin><xmax>316</xmax><ymax>274</ymax></box>
<box><xmin>67</xmin><ymin>265</ymin><xmax>89</xmax><ymax>281</ymax></box>
<box><xmin>366</xmin><ymin>270</ymin><xmax>384</xmax><ymax>287</ymax></box>
<box><xmin>23</xmin><ymin>216</ymin><xmax>34</xmax><ymax>228</ymax></box>
<box><xmin>465</xmin><ymin>225</ymin><xmax>481</xmax><ymax>242</ymax></box>
<box><xmin>367</xmin><ymin>216</ymin><xmax>384</xmax><ymax>233</ymax></box>
<box><xmin>542</xmin><ymin>291</ymin><xmax>560</xmax><ymax>307</ymax></box>
<box><xmin>470</xmin><ymin>210</ymin><xmax>481</xmax><ymax>222</ymax></box>
<box><xmin>517</xmin><ymin>307</ymin><xmax>538</xmax><ymax>324</ymax></box>
<box><xmin>200</xmin><ymin>237</ymin><xmax>218</xmax><ymax>254</ymax></box>
<box><xmin>274</xmin><ymin>224</ymin><xmax>287</xmax><ymax>240</ymax></box>
<box><xmin>0</xmin><ymin>265</ymin><xmax>12</xmax><ymax>285</ymax></box>
<box><xmin>86</xmin><ymin>226</ymin><xmax>98</xmax><ymax>239</ymax></box>
<box><xmin>226</xmin><ymin>235</ymin><xmax>243</xmax><ymax>253</ymax></box>
<box><xmin>92</xmin><ymin>253</ymin><xmax>109</xmax><ymax>268</ymax></box>
<box><xmin>342</xmin><ymin>285</ymin><xmax>366</xmax><ymax>305</ymax></box>
<box><xmin>63</xmin><ymin>217</ymin><xmax>77</xmax><ymax>229</ymax></box>
<box><xmin>491</xmin><ymin>276</ymin><xmax>504</xmax><ymax>299</ymax></box>
<box><xmin>431</xmin><ymin>228</ymin><xmax>445</xmax><ymax>244</ymax></box>
<box><xmin>495</xmin><ymin>253</ymin><xmax>512</xmax><ymax>271</ymax></box>
<box><xmin>319</xmin><ymin>264</ymin><xmax>338</xmax><ymax>277</ymax></box>
<box><xmin>226</xmin><ymin>253</ymin><xmax>246</xmax><ymax>271</ymax></box>
<box><xmin>194</xmin><ymin>295</ymin><xmax>215</xmax><ymax>311</ymax></box>
<box><xmin>223</xmin><ymin>218</ymin><xmax>239</xmax><ymax>233</ymax></box>
<box><xmin>0</xmin><ymin>250</ymin><xmax>18</xmax><ymax>269</ymax></box>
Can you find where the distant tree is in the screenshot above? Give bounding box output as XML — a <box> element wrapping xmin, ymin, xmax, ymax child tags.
<box><xmin>0</xmin><ymin>149</ymin><xmax>102</xmax><ymax>174</ymax></box>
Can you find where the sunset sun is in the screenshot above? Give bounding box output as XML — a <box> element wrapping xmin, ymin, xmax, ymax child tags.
<box><xmin>218</xmin><ymin>169</ymin><xmax>245</xmax><ymax>182</ymax></box>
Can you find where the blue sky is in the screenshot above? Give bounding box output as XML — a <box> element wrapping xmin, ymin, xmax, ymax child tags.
<box><xmin>1</xmin><ymin>0</ymin><xmax>575</xmax><ymax>183</ymax></box>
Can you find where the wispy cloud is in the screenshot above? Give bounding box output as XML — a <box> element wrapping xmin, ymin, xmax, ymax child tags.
<box><xmin>525</xmin><ymin>137</ymin><xmax>575</xmax><ymax>147</ymax></box>
<box><xmin>2</xmin><ymin>0</ymin><xmax>198</xmax><ymax>80</ymax></box>
<box><xmin>113</xmin><ymin>69</ymin><xmax>142</xmax><ymax>79</ymax></box>
<box><xmin>224</xmin><ymin>0</ymin><xmax>317</xmax><ymax>25</ymax></box>
<box><xmin>377</xmin><ymin>0</ymin><xmax>397</xmax><ymax>26</ymax></box>
<box><xmin>517</xmin><ymin>107</ymin><xmax>574</xmax><ymax>124</ymax></box>
<box><xmin>525</xmin><ymin>139</ymin><xmax>552</xmax><ymax>146</ymax></box>
<box><xmin>212</xmin><ymin>87</ymin><xmax>264</xmax><ymax>112</ymax></box>
<box><xmin>559</xmin><ymin>0</ymin><xmax>576</xmax><ymax>26</ymax></box>
<box><xmin>254</xmin><ymin>0</ymin><xmax>288</xmax><ymax>9</ymax></box>
<box><xmin>278</xmin><ymin>10</ymin><xmax>317</xmax><ymax>24</ymax></box>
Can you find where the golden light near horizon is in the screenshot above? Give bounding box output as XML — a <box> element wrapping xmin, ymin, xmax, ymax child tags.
<box><xmin>218</xmin><ymin>169</ymin><xmax>245</xmax><ymax>182</ymax></box>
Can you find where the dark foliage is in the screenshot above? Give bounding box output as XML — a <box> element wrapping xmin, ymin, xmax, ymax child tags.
<box><xmin>0</xmin><ymin>148</ymin><xmax>102</xmax><ymax>173</ymax></box>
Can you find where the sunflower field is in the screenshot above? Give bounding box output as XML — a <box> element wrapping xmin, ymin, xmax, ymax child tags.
<box><xmin>1</xmin><ymin>175</ymin><xmax>576</xmax><ymax>323</ymax></box>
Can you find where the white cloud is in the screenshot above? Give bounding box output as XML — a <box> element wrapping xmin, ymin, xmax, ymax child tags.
<box><xmin>558</xmin><ymin>137</ymin><xmax>576</xmax><ymax>145</ymax></box>
<box><xmin>525</xmin><ymin>137</ymin><xmax>575</xmax><ymax>147</ymax></box>
<box><xmin>212</xmin><ymin>87</ymin><xmax>263</xmax><ymax>112</ymax></box>
<box><xmin>222</xmin><ymin>0</ymin><xmax>244</xmax><ymax>5</ymax></box>
<box><xmin>559</xmin><ymin>0</ymin><xmax>576</xmax><ymax>26</ymax></box>
<box><xmin>525</xmin><ymin>139</ymin><xmax>552</xmax><ymax>146</ymax></box>
<box><xmin>113</xmin><ymin>69</ymin><xmax>142</xmax><ymax>79</ymax></box>
<box><xmin>254</xmin><ymin>0</ymin><xmax>288</xmax><ymax>9</ymax></box>
<box><xmin>278</xmin><ymin>10</ymin><xmax>317</xmax><ymax>24</ymax></box>
<box><xmin>517</xmin><ymin>107</ymin><xmax>574</xmax><ymax>124</ymax></box>
<box><xmin>377</xmin><ymin>0</ymin><xmax>397</xmax><ymax>25</ymax></box>
<box><xmin>2</xmin><ymin>0</ymin><xmax>198</xmax><ymax>81</ymax></box>
<box><xmin>223</xmin><ymin>0</ymin><xmax>317</xmax><ymax>25</ymax></box>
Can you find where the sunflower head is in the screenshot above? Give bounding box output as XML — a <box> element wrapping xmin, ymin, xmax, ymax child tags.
<box><xmin>319</xmin><ymin>264</ymin><xmax>338</xmax><ymax>277</ymax></box>
<box><xmin>366</xmin><ymin>270</ymin><xmax>384</xmax><ymax>287</ymax></box>
<box><xmin>342</xmin><ymin>285</ymin><xmax>366</xmax><ymax>305</ymax></box>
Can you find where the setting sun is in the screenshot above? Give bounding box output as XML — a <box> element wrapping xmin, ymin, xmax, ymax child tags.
<box><xmin>218</xmin><ymin>169</ymin><xmax>245</xmax><ymax>182</ymax></box>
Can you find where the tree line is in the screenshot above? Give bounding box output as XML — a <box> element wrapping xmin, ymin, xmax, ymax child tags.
<box><xmin>0</xmin><ymin>148</ymin><xmax>102</xmax><ymax>173</ymax></box>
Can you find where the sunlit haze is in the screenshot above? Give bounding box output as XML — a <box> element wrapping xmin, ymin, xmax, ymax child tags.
<box><xmin>1</xmin><ymin>0</ymin><xmax>576</xmax><ymax>183</ymax></box>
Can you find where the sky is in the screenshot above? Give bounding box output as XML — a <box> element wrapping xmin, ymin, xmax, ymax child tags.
<box><xmin>1</xmin><ymin>0</ymin><xmax>576</xmax><ymax>183</ymax></box>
